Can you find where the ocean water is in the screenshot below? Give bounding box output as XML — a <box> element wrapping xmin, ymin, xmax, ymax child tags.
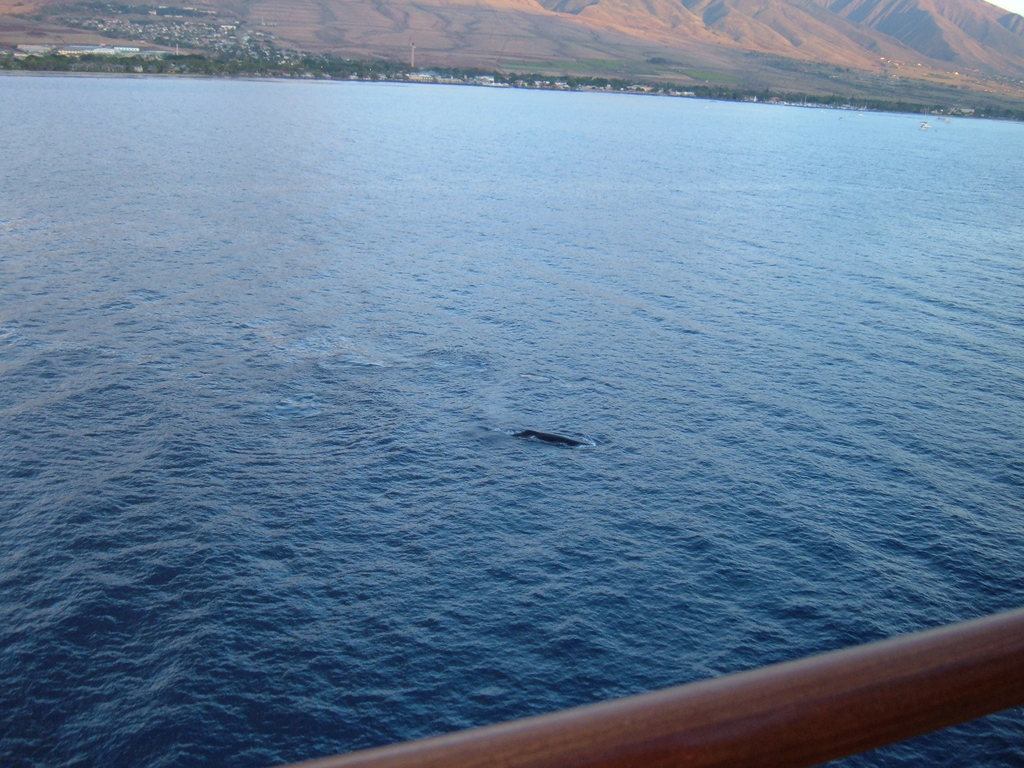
<box><xmin>1</xmin><ymin>74</ymin><xmax>1022</xmax><ymax>768</ymax></box>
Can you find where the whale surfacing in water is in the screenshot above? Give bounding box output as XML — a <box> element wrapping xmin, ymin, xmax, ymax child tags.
<box><xmin>513</xmin><ymin>430</ymin><xmax>585</xmax><ymax>447</ymax></box>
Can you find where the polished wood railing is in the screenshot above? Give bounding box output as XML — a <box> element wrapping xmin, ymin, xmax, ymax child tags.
<box><xmin>278</xmin><ymin>608</ymin><xmax>1024</xmax><ymax>768</ymax></box>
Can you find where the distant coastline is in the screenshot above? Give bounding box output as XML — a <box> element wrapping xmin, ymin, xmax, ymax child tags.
<box><xmin>3</xmin><ymin>51</ymin><xmax>1023</xmax><ymax>122</ymax></box>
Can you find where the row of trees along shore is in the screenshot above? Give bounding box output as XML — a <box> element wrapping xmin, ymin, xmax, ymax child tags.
<box><xmin>3</xmin><ymin>50</ymin><xmax>1023</xmax><ymax>121</ymax></box>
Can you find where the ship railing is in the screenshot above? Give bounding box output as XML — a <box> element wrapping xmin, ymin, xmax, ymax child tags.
<box><xmin>275</xmin><ymin>607</ymin><xmax>1024</xmax><ymax>768</ymax></box>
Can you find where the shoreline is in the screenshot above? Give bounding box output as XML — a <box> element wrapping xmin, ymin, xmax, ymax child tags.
<box><xmin>2</xmin><ymin>62</ymin><xmax>1022</xmax><ymax>122</ymax></box>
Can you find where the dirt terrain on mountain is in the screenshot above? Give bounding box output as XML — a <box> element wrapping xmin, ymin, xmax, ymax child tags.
<box><xmin>202</xmin><ymin>0</ymin><xmax>1024</xmax><ymax>78</ymax></box>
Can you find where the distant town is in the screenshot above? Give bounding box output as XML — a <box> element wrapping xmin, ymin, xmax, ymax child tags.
<box><xmin>5</xmin><ymin>46</ymin><xmax>1019</xmax><ymax>120</ymax></box>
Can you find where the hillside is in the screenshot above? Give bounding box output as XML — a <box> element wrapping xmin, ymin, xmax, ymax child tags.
<box><xmin>3</xmin><ymin>0</ymin><xmax>1024</xmax><ymax>105</ymax></box>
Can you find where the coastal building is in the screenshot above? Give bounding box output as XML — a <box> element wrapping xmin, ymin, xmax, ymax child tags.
<box><xmin>13</xmin><ymin>44</ymin><xmax>166</xmax><ymax>58</ymax></box>
<box><xmin>56</xmin><ymin>45</ymin><xmax>142</xmax><ymax>55</ymax></box>
<box><xmin>14</xmin><ymin>44</ymin><xmax>55</xmax><ymax>56</ymax></box>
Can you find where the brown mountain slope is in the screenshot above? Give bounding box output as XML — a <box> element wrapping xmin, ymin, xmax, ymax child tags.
<box><xmin>228</xmin><ymin>0</ymin><xmax>733</xmax><ymax>66</ymax></box>
<box><xmin>824</xmin><ymin>0</ymin><xmax>1024</xmax><ymax>67</ymax></box>
<box><xmin>549</xmin><ymin>0</ymin><xmax>1024</xmax><ymax>74</ymax></box>
<box><xmin>564</xmin><ymin>0</ymin><xmax>909</xmax><ymax>67</ymax></box>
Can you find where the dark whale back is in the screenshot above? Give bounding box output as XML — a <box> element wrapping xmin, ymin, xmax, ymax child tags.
<box><xmin>513</xmin><ymin>429</ymin><xmax>585</xmax><ymax>447</ymax></box>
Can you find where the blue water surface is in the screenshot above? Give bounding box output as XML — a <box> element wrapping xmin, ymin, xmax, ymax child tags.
<box><xmin>1</xmin><ymin>75</ymin><xmax>1023</xmax><ymax>768</ymax></box>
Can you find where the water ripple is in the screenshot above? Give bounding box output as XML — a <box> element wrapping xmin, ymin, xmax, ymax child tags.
<box><xmin>1</xmin><ymin>76</ymin><xmax>1023</xmax><ymax>768</ymax></box>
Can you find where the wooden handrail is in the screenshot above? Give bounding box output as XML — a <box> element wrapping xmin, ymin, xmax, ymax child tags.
<box><xmin>277</xmin><ymin>608</ymin><xmax>1024</xmax><ymax>768</ymax></box>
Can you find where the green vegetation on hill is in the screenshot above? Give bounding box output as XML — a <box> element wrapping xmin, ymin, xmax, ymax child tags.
<box><xmin>3</xmin><ymin>51</ymin><xmax>1023</xmax><ymax>121</ymax></box>
<box><xmin>0</xmin><ymin>50</ymin><xmax>408</xmax><ymax>79</ymax></box>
